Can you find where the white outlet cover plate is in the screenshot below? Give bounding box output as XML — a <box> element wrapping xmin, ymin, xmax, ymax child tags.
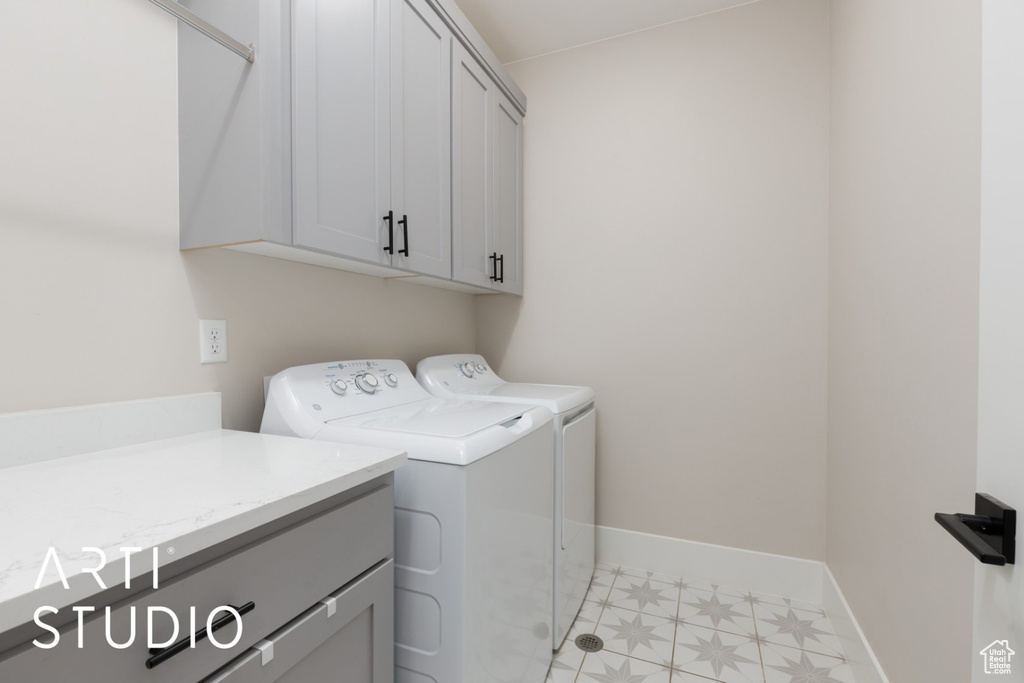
<box><xmin>199</xmin><ymin>320</ymin><xmax>228</xmax><ymax>364</ymax></box>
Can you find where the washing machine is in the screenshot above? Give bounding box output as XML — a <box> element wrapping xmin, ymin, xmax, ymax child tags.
<box><xmin>261</xmin><ymin>360</ymin><xmax>555</xmax><ymax>683</ymax></box>
<box><xmin>415</xmin><ymin>355</ymin><xmax>595</xmax><ymax>650</ymax></box>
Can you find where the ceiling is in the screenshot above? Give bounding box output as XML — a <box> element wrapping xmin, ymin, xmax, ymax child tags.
<box><xmin>453</xmin><ymin>0</ymin><xmax>761</xmax><ymax>64</ymax></box>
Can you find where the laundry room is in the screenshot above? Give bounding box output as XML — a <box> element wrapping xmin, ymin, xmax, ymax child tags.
<box><xmin>0</xmin><ymin>0</ymin><xmax>1021</xmax><ymax>682</ymax></box>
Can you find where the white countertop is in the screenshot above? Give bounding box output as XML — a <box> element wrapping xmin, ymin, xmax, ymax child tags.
<box><xmin>0</xmin><ymin>429</ymin><xmax>405</xmax><ymax>635</ymax></box>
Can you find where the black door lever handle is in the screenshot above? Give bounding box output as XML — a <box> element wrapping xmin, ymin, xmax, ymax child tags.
<box><xmin>935</xmin><ymin>493</ymin><xmax>1015</xmax><ymax>565</ymax></box>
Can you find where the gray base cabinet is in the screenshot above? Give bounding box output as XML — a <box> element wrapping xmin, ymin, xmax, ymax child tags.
<box><xmin>204</xmin><ymin>560</ymin><xmax>393</xmax><ymax>683</ymax></box>
<box><xmin>0</xmin><ymin>481</ymin><xmax>395</xmax><ymax>683</ymax></box>
<box><xmin>179</xmin><ymin>0</ymin><xmax>525</xmax><ymax>295</ymax></box>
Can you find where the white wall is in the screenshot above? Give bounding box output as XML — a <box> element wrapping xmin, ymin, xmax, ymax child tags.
<box><xmin>975</xmin><ymin>0</ymin><xmax>1024</xmax><ymax>677</ymax></box>
<box><xmin>827</xmin><ymin>0</ymin><xmax>981</xmax><ymax>680</ymax></box>
<box><xmin>476</xmin><ymin>0</ymin><xmax>830</xmax><ymax>560</ymax></box>
<box><xmin>0</xmin><ymin>0</ymin><xmax>476</xmax><ymax>432</ymax></box>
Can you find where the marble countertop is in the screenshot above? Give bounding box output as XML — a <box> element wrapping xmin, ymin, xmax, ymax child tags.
<box><xmin>0</xmin><ymin>429</ymin><xmax>405</xmax><ymax>635</ymax></box>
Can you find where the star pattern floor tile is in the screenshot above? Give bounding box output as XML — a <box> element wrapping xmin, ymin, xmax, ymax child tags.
<box><xmin>674</xmin><ymin>622</ymin><xmax>764</xmax><ymax>683</ymax></box>
<box><xmin>752</xmin><ymin>604</ymin><xmax>844</xmax><ymax>659</ymax></box>
<box><xmin>760</xmin><ymin>641</ymin><xmax>854</xmax><ymax>683</ymax></box>
<box><xmin>678</xmin><ymin>587</ymin><xmax>758</xmax><ymax>637</ymax></box>
<box><xmin>605</xmin><ymin>576</ymin><xmax>680</xmax><ymax>619</ymax></box>
<box><xmin>577</xmin><ymin>649</ymin><xmax>672</xmax><ymax>682</ymax></box>
<box><xmin>593</xmin><ymin>606</ymin><xmax>676</xmax><ymax>667</ymax></box>
<box><xmin>546</xmin><ymin>562</ymin><xmax>850</xmax><ymax>683</ymax></box>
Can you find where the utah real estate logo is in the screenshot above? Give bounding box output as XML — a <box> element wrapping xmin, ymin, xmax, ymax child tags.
<box><xmin>980</xmin><ymin>640</ymin><xmax>1015</xmax><ymax>675</ymax></box>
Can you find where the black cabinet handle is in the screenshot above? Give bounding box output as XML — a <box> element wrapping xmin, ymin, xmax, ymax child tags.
<box><xmin>145</xmin><ymin>601</ymin><xmax>255</xmax><ymax>669</ymax></box>
<box><xmin>383</xmin><ymin>211</ymin><xmax>394</xmax><ymax>255</ymax></box>
<box><xmin>490</xmin><ymin>252</ymin><xmax>499</xmax><ymax>282</ymax></box>
<box><xmin>498</xmin><ymin>254</ymin><xmax>504</xmax><ymax>283</ymax></box>
<box><xmin>935</xmin><ymin>493</ymin><xmax>1016</xmax><ymax>566</ymax></box>
<box><xmin>399</xmin><ymin>215</ymin><xmax>409</xmax><ymax>256</ymax></box>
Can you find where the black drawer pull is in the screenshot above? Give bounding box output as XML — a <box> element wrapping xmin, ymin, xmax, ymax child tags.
<box><xmin>383</xmin><ymin>211</ymin><xmax>394</xmax><ymax>254</ymax></box>
<box><xmin>399</xmin><ymin>214</ymin><xmax>409</xmax><ymax>256</ymax></box>
<box><xmin>145</xmin><ymin>601</ymin><xmax>255</xmax><ymax>669</ymax></box>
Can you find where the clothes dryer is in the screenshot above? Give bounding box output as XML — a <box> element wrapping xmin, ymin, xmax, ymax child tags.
<box><xmin>416</xmin><ymin>355</ymin><xmax>595</xmax><ymax>650</ymax></box>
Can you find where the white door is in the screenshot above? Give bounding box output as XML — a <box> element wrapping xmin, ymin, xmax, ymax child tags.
<box><xmin>451</xmin><ymin>42</ymin><xmax>495</xmax><ymax>289</ymax></box>
<box><xmin>975</xmin><ymin>2</ymin><xmax>1024</xmax><ymax>680</ymax></box>
<box><xmin>390</xmin><ymin>0</ymin><xmax>452</xmax><ymax>279</ymax></box>
<box><xmin>293</xmin><ymin>0</ymin><xmax>392</xmax><ymax>265</ymax></box>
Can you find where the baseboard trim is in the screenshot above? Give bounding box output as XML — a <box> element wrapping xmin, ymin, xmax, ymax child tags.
<box><xmin>596</xmin><ymin>525</ymin><xmax>823</xmax><ymax>603</ymax></box>
<box><xmin>822</xmin><ymin>565</ymin><xmax>889</xmax><ymax>683</ymax></box>
<box><xmin>596</xmin><ymin>525</ymin><xmax>889</xmax><ymax>682</ymax></box>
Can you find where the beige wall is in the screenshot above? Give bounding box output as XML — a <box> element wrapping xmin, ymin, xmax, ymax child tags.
<box><xmin>0</xmin><ymin>0</ymin><xmax>476</xmax><ymax>432</ymax></box>
<box><xmin>827</xmin><ymin>0</ymin><xmax>981</xmax><ymax>680</ymax></box>
<box><xmin>477</xmin><ymin>0</ymin><xmax>830</xmax><ymax>560</ymax></box>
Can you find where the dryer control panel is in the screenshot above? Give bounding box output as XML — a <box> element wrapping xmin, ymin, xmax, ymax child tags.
<box><xmin>267</xmin><ymin>359</ymin><xmax>433</xmax><ymax>423</ymax></box>
<box><xmin>416</xmin><ymin>354</ymin><xmax>507</xmax><ymax>393</ymax></box>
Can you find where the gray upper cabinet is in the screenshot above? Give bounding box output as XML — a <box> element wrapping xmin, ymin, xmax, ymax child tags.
<box><xmin>292</xmin><ymin>0</ymin><xmax>392</xmax><ymax>267</ymax></box>
<box><xmin>389</xmin><ymin>0</ymin><xmax>452</xmax><ymax>279</ymax></box>
<box><xmin>177</xmin><ymin>0</ymin><xmax>525</xmax><ymax>293</ymax></box>
<box><xmin>451</xmin><ymin>41</ymin><xmax>494</xmax><ymax>289</ymax></box>
<box><xmin>492</xmin><ymin>93</ymin><xmax>524</xmax><ymax>295</ymax></box>
<box><xmin>450</xmin><ymin>46</ymin><xmax>524</xmax><ymax>294</ymax></box>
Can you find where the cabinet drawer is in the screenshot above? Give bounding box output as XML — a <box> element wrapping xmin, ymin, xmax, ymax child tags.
<box><xmin>0</xmin><ymin>484</ymin><xmax>393</xmax><ymax>683</ymax></box>
<box><xmin>204</xmin><ymin>559</ymin><xmax>394</xmax><ymax>683</ymax></box>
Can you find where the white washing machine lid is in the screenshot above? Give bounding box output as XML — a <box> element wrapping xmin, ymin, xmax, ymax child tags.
<box><xmin>327</xmin><ymin>398</ymin><xmax>528</xmax><ymax>438</ymax></box>
<box><xmin>449</xmin><ymin>383</ymin><xmax>594</xmax><ymax>416</ymax></box>
<box><xmin>316</xmin><ymin>402</ymin><xmax>552</xmax><ymax>466</ymax></box>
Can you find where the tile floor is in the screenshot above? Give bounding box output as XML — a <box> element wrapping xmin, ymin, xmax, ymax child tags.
<box><xmin>547</xmin><ymin>562</ymin><xmax>853</xmax><ymax>683</ymax></box>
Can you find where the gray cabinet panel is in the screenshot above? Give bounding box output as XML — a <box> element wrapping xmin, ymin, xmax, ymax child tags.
<box><xmin>493</xmin><ymin>93</ymin><xmax>524</xmax><ymax>296</ymax></box>
<box><xmin>0</xmin><ymin>485</ymin><xmax>394</xmax><ymax>683</ymax></box>
<box><xmin>451</xmin><ymin>41</ymin><xmax>494</xmax><ymax>289</ymax></box>
<box><xmin>205</xmin><ymin>560</ymin><xmax>394</xmax><ymax>683</ymax></box>
<box><xmin>293</xmin><ymin>0</ymin><xmax>392</xmax><ymax>265</ymax></box>
<box><xmin>390</xmin><ymin>0</ymin><xmax>452</xmax><ymax>279</ymax></box>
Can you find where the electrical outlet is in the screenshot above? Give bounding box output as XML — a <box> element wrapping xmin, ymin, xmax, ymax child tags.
<box><xmin>199</xmin><ymin>320</ymin><xmax>228</xmax><ymax>364</ymax></box>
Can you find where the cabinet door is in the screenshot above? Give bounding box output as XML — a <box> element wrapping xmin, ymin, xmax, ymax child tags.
<box><xmin>390</xmin><ymin>0</ymin><xmax>452</xmax><ymax>279</ymax></box>
<box><xmin>451</xmin><ymin>43</ymin><xmax>495</xmax><ymax>289</ymax></box>
<box><xmin>492</xmin><ymin>93</ymin><xmax>524</xmax><ymax>295</ymax></box>
<box><xmin>293</xmin><ymin>0</ymin><xmax>393</xmax><ymax>265</ymax></box>
<box><xmin>204</xmin><ymin>560</ymin><xmax>394</xmax><ymax>683</ymax></box>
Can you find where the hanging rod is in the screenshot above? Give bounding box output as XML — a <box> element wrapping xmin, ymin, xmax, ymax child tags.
<box><xmin>148</xmin><ymin>0</ymin><xmax>255</xmax><ymax>63</ymax></box>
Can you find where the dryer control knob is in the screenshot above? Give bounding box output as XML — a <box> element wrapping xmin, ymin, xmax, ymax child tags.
<box><xmin>459</xmin><ymin>363</ymin><xmax>475</xmax><ymax>378</ymax></box>
<box><xmin>474</xmin><ymin>363</ymin><xmax>487</xmax><ymax>373</ymax></box>
<box><xmin>385</xmin><ymin>373</ymin><xmax>398</xmax><ymax>387</ymax></box>
<box><xmin>356</xmin><ymin>373</ymin><xmax>380</xmax><ymax>394</ymax></box>
<box><xmin>330</xmin><ymin>379</ymin><xmax>348</xmax><ymax>395</ymax></box>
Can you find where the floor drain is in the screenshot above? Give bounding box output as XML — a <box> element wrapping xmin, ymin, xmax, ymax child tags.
<box><xmin>575</xmin><ymin>634</ymin><xmax>604</xmax><ymax>653</ymax></box>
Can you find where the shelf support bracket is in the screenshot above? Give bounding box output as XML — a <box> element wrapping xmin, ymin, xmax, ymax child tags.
<box><xmin>148</xmin><ymin>0</ymin><xmax>255</xmax><ymax>63</ymax></box>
